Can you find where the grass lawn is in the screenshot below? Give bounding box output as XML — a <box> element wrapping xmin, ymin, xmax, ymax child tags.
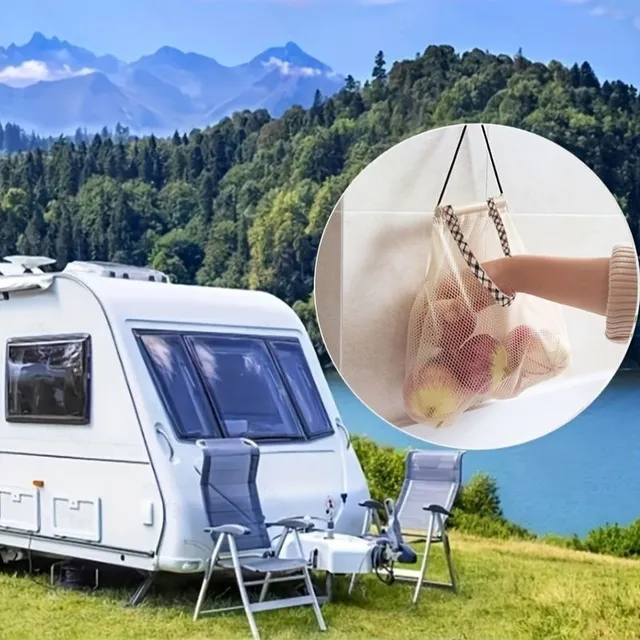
<box><xmin>1</xmin><ymin>534</ymin><xmax>640</xmax><ymax>640</ymax></box>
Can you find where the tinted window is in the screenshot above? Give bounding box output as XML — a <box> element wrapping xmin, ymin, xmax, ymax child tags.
<box><xmin>139</xmin><ymin>333</ymin><xmax>219</xmax><ymax>439</ymax></box>
<box><xmin>187</xmin><ymin>335</ymin><xmax>304</xmax><ymax>440</ymax></box>
<box><xmin>270</xmin><ymin>340</ymin><xmax>334</xmax><ymax>437</ymax></box>
<box><xmin>6</xmin><ymin>336</ymin><xmax>90</xmax><ymax>424</ymax></box>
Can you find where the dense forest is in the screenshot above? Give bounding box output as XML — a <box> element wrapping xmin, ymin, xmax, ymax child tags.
<box><xmin>0</xmin><ymin>46</ymin><xmax>639</xmax><ymax>365</ymax></box>
<box><xmin>0</xmin><ymin>122</ymin><xmax>134</xmax><ymax>154</ymax></box>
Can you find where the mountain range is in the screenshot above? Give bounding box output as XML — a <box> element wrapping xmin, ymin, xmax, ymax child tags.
<box><xmin>0</xmin><ymin>32</ymin><xmax>345</xmax><ymax>135</ymax></box>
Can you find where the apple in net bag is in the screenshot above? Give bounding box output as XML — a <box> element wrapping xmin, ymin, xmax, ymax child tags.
<box><xmin>403</xmin><ymin>125</ymin><xmax>570</xmax><ymax>428</ymax></box>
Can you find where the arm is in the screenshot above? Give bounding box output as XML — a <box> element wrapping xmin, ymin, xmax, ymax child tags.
<box><xmin>358</xmin><ymin>499</ymin><xmax>385</xmax><ymax>511</ymax></box>
<box><xmin>266</xmin><ymin>518</ymin><xmax>315</xmax><ymax>532</ymax></box>
<box><xmin>204</xmin><ymin>524</ymin><xmax>250</xmax><ymax>536</ymax></box>
<box><xmin>423</xmin><ymin>504</ymin><xmax>452</xmax><ymax>517</ymax></box>
<box><xmin>482</xmin><ymin>246</ymin><xmax>638</xmax><ymax>342</ymax></box>
<box><xmin>482</xmin><ymin>255</ymin><xmax>611</xmax><ymax>315</ymax></box>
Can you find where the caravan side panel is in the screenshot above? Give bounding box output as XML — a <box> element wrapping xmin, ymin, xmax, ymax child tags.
<box><xmin>0</xmin><ymin>278</ymin><xmax>164</xmax><ymax>562</ymax></box>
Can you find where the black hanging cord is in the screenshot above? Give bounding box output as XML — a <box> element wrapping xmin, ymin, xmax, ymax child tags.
<box><xmin>436</xmin><ymin>124</ymin><xmax>503</xmax><ymax>207</ymax></box>
<box><xmin>481</xmin><ymin>123</ymin><xmax>503</xmax><ymax>196</ymax></box>
<box><xmin>437</xmin><ymin>125</ymin><xmax>467</xmax><ymax>207</ymax></box>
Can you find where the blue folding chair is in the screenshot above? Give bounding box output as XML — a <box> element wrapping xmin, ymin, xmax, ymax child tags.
<box><xmin>349</xmin><ymin>449</ymin><xmax>464</xmax><ymax>604</ymax></box>
<box><xmin>193</xmin><ymin>438</ymin><xmax>326</xmax><ymax>640</ymax></box>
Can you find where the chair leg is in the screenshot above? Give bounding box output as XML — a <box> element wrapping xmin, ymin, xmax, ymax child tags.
<box><xmin>302</xmin><ymin>566</ymin><xmax>327</xmax><ymax>632</ymax></box>
<box><xmin>412</xmin><ymin>511</ymin><xmax>435</xmax><ymax>605</ymax></box>
<box><xmin>348</xmin><ymin>508</ymin><xmax>372</xmax><ymax>596</ymax></box>
<box><xmin>347</xmin><ymin>571</ymin><xmax>358</xmax><ymax>596</ymax></box>
<box><xmin>258</xmin><ymin>572</ymin><xmax>271</xmax><ymax>604</ymax></box>
<box><xmin>229</xmin><ymin>535</ymin><xmax>261</xmax><ymax>640</ymax></box>
<box><xmin>193</xmin><ymin>533</ymin><xmax>225</xmax><ymax>622</ymax></box>
<box><xmin>441</xmin><ymin>521</ymin><xmax>457</xmax><ymax>593</ymax></box>
<box><xmin>259</xmin><ymin>528</ymin><xmax>291</xmax><ymax>603</ymax></box>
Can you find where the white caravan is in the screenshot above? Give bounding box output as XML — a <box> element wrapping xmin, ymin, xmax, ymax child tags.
<box><xmin>0</xmin><ymin>256</ymin><xmax>369</xmax><ymax>600</ymax></box>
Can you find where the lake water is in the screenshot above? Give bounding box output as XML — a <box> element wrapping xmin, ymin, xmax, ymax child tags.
<box><xmin>327</xmin><ymin>370</ymin><xmax>640</xmax><ymax>537</ymax></box>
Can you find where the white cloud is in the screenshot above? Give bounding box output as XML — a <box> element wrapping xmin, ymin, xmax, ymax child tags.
<box><xmin>0</xmin><ymin>60</ymin><xmax>95</xmax><ymax>88</ymax></box>
<box><xmin>263</xmin><ymin>57</ymin><xmax>322</xmax><ymax>76</ymax></box>
<box><xmin>588</xmin><ymin>4</ymin><xmax>625</xmax><ymax>18</ymax></box>
<box><xmin>559</xmin><ymin>0</ymin><xmax>635</xmax><ymax>25</ymax></box>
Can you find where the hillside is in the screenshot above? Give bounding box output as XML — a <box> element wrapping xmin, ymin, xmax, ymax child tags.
<box><xmin>0</xmin><ymin>33</ymin><xmax>345</xmax><ymax>134</ymax></box>
<box><xmin>0</xmin><ymin>45</ymin><xmax>638</xmax><ymax>363</ymax></box>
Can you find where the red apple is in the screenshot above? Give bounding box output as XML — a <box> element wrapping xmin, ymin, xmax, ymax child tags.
<box><xmin>453</xmin><ymin>334</ymin><xmax>509</xmax><ymax>395</ymax></box>
<box><xmin>504</xmin><ymin>324</ymin><xmax>538</xmax><ymax>374</ymax></box>
<box><xmin>430</xmin><ymin>298</ymin><xmax>476</xmax><ymax>350</ymax></box>
<box><xmin>407</xmin><ymin>292</ymin><xmax>433</xmax><ymax>345</ymax></box>
<box><xmin>434</xmin><ymin>271</ymin><xmax>460</xmax><ymax>300</ymax></box>
<box><xmin>406</xmin><ymin>295</ymin><xmax>442</xmax><ymax>367</ymax></box>
<box><xmin>403</xmin><ymin>362</ymin><xmax>460</xmax><ymax>427</ymax></box>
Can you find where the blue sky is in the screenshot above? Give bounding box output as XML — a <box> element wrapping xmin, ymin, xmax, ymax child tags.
<box><xmin>2</xmin><ymin>0</ymin><xmax>639</xmax><ymax>86</ymax></box>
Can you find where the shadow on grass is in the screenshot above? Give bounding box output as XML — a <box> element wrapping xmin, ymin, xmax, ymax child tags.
<box><xmin>0</xmin><ymin>553</ymin><xmax>451</xmax><ymax>619</ymax></box>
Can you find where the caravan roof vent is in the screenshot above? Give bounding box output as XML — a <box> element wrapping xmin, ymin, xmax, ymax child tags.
<box><xmin>63</xmin><ymin>261</ymin><xmax>171</xmax><ymax>283</ymax></box>
<box><xmin>1</xmin><ymin>255</ymin><xmax>56</xmax><ymax>275</ymax></box>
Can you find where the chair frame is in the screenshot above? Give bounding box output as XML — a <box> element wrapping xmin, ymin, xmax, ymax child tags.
<box><xmin>348</xmin><ymin>450</ymin><xmax>463</xmax><ymax>605</ymax></box>
<box><xmin>193</xmin><ymin>439</ymin><xmax>326</xmax><ymax>640</ymax></box>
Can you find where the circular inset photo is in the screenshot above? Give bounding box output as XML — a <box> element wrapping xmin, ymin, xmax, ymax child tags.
<box><xmin>314</xmin><ymin>123</ymin><xmax>639</xmax><ymax>450</ymax></box>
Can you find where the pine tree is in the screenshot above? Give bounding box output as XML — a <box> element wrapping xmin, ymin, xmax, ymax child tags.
<box><xmin>308</xmin><ymin>90</ymin><xmax>325</xmax><ymax>127</ymax></box>
<box><xmin>143</xmin><ymin>147</ymin><xmax>155</xmax><ymax>184</ymax></box>
<box><xmin>54</xmin><ymin>199</ymin><xmax>75</xmax><ymax>266</ymax></box>
<box><xmin>107</xmin><ymin>189</ymin><xmax>133</xmax><ymax>263</ymax></box>
<box><xmin>372</xmin><ymin>50</ymin><xmax>387</xmax><ymax>82</ymax></box>
<box><xmin>371</xmin><ymin>50</ymin><xmax>388</xmax><ymax>102</ymax></box>
<box><xmin>199</xmin><ymin>171</ymin><xmax>215</xmax><ymax>223</ymax></box>
<box><xmin>189</xmin><ymin>145</ymin><xmax>205</xmax><ymax>181</ymax></box>
<box><xmin>345</xmin><ymin>75</ymin><xmax>357</xmax><ymax>92</ymax></box>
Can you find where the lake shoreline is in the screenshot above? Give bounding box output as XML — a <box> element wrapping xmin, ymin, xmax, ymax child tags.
<box><xmin>327</xmin><ymin>368</ymin><xmax>640</xmax><ymax>538</ymax></box>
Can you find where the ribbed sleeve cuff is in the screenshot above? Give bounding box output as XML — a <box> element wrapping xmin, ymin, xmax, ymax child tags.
<box><xmin>605</xmin><ymin>245</ymin><xmax>639</xmax><ymax>343</ymax></box>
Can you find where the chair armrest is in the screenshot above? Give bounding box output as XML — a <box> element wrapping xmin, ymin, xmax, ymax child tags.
<box><xmin>423</xmin><ymin>504</ymin><xmax>452</xmax><ymax>517</ymax></box>
<box><xmin>359</xmin><ymin>499</ymin><xmax>385</xmax><ymax>511</ymax></box>
<box><xmin>204</xmin><ymin>524</ymin><xmax>251</xmax><ymax>536</ymax></box>
<box><xmin>266</xmin><ymin>518</ymin><xmax>315</xmax><ymax>532</ymax></box>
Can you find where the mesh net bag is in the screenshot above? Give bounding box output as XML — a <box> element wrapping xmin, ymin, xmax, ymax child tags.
<box><xmin>403</xmin><ymin>125</ymin><xmax>570</xmax><ymax>428</ymax></box>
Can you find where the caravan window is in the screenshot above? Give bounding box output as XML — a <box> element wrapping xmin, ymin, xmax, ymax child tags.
<box><xmin>187</xmin><ymin>335</ymin><xmax>305</xmax><ymax>440</ymax></box>
<box><xmin>269</xmin><ymin>340</ymin><xmax>334</xmax><ymax>438</ymax></box>
<box><xmin>136</xmin><ymin>330</ymin><xmax>334</xmax><ymax>442</ymax></box>
<box><xmin>138</xmin><ymin>334</ymin><xmax>220</xmax><ymax>439</ymax></box>
<box><xmin>5</xmin><ymin>335</ymin><xmax>91</xmax><ymax>424</ymax></box>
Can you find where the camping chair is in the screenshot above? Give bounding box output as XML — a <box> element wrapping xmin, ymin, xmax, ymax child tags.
<box><xmin>193</xmin><ymin>438</ymin><xmax>326</xmax><ymax>640</ymax></box>
<box><xmin>349</xmin><ymin>449</ymin><xmax>464</xmax><ymax>605</ymax></box>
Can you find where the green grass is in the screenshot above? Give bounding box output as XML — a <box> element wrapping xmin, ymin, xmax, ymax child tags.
<box><xmin>2</xmin><ymin>534</ymin><xmax>640</xmax><ymax>640</ymax></box>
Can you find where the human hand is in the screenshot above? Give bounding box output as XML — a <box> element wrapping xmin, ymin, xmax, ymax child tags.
<box><xmin>481</xmin><ymin>257</ymin><xmax>516</xmax><ymax>297</ymax></box>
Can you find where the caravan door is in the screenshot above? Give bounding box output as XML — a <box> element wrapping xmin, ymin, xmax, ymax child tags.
<box><xmin>136</xmin><ymin>330</ymin><xmax>355</xmax><ymax>534</ymax></box>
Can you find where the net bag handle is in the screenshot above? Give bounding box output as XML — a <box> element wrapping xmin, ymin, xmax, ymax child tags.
<box><xmin>436</xmin><ymin>201</ymin><xmax>515</xmax><ymax>307</ymax></box>
<box><xmin>435</xmin><ymin>124</ymin><xmax>516</xmax><ymax>308</ymax></box>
